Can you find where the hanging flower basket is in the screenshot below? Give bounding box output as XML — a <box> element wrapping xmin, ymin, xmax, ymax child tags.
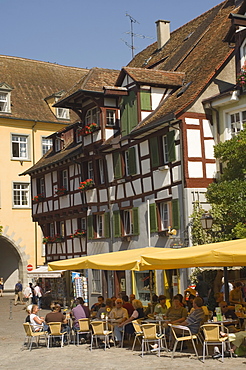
<box><xmin>78</xmin><ymin>123</ymin><xmax>98</xmax><ymax>136</ymax></box>
<box><xmin>69</xmin><ymin>229</ymin><xmax>86</xmax><ymax>239</ymax></box>
<box><xmin>32</xmin><ymin>194</ymin><xmax>45</xmax><ymax>203</ymax></box>
<box><xmin>43</xmin><ymin>234</ymin><xmax>64</xmax><ymax>244</ymax></box>
<box><xmin>55</xmin><ymin>187</ymin><xmax>68</xmax><ymax>196</ymax></box>
<box><xmin>237</xmin><ymin>63</ymin><xmax>246</xmax><ymax>87</ymax></box>
<box><xmin>78</xmin><ymin>179</ymin><xmax>94</xmax><ymax>191</ymax></box>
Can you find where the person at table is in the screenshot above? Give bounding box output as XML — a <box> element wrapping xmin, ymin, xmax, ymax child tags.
<box><xmin>71</xmin><ymin>297</ymin><xmax>89</xmax><ymax>330</ymax></box>
<box><xmin>122</xmin><ymin>295</ymin><xmax>134</xmax><ymax>317</ymax></box>
<box><xmin>164</xmin><ymin>295</ymin><xmax>188</xmax><ymax>325</ymax></box>
<box><xmin>195</xmin><ymin>275</ymin><xmax>210</xmax><ymax>305</ymax></box>
<box><xmin>45</xmin><ymin>303</ymin><xmax>70</xmax><ymax>333</ymax></box>
<box><xmin>144</xmin><ymin>293</ymin><xmax>159</xmax><ymax>317</ymax></box>
<box><xmin>114</xmin><ymin>299</ymin><xmax>144</xmax><ymax>345</ymax></box>
<box><xmin>30</xmin><ymin>304</ymin><xmax>48</xmax><ymax>332</ymax></box>
<box><xmin>218</xmin><ymin>301</ymin><xmax>239</xmax><ymax>333</ymax></box>
<box><xmin>183</xmin><ymin>288</ymin><xmax>197</xmax><ymax>312</ymax></box>
<box><xmin>230</xmin><ymin>282</ymin><xmax>246</xmax><ymax>306</ymax></box>
<box><xmin>179</xmin><ymin>297</ymin><xmax>205</xmax><ymax>334</ymax></box>
<box><xmin>109</xmin><ymin>298</ymin><xmax>128</xmax><ymax>327</ymax></box>
<box><xmin>129</xmin><ymin>294</ymin><xmax>135</xmax><ymax>304</ymax></box>
<box><xmin>90</xmin><ymin>295</ymin><xmax>106</xmax><ymax>316</ymax></box>
<box><xmin>97</xmin><ymin>298</ymin><xmax>113</xmax><ymax>318</ymax></box>
<box><xmin>154</xmin><ymin>295</ymin><xmax>168</xmax><ymax>316</ymax></box>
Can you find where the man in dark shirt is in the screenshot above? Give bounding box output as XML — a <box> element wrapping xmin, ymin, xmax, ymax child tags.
<box><xmin>195</xmin><ymin>275</ymin><xmax>210</xmax><ymax>305</ymax></box>
<box><xmin>122</xmin><ymin>295</ymin><xmax>134</xmax><ymax>317</ymax></box>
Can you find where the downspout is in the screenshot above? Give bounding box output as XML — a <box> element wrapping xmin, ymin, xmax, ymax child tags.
<box><xmin>32</xmin><ymin>121</ymin><xmax>38</xmax><ymax>269</ymax></box>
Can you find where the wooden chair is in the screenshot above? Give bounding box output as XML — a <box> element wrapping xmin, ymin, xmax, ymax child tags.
<box><xmin>201</xmin><ymin>324</ymin><xmax>232</xmax><ymax>362</ymax></box>
<box><xmin>22</xmin><ymin>323</ymin><xmax>47</xmax><ymax>351</ymax></box>
<box><xmin>141</xmin><ymin>323</ymin><xmax>165</xmax><ymax>357</ymax></box>
<box><xmin>47</xmin><ymin>322</ymin><xmax>68</xmax><ymax>348</ymax></box>
<box><xmin>168</xmin><ymin>324</ymin><xmax>199</xmax><ymax>359</ymax></box>
<box><xmin>75</xmin><ymin>318</ymin><xmax>91</xmax><ymax>345</ymax></box>
<box><xmin>90</xmin><ymin>321</ymin><xmax>114</xmax><ymax>350</ymax></box>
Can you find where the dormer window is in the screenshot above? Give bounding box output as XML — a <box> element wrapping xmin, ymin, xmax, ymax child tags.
<box><xmin>56</xmin><ymin>106</ymin><xmax>69</xmax><ymax>120</ymax></box>
<box><xmin>106</xmin><ymin>109</ymin><xmax>117</xmax><ymax>127</ymax></box>
<box><xmin>55</xmin><ymin>138</ymin><xmax>61</xmax><ymax>152</ymax></box>
<box><xmin>85</xmin><ymin>107</ymin><xmax>100</xmax><ymax>125</ymax></box>
<box><xmin>0</xmin><ymin>83</ymin><xmax>13</xmax><ymax>113</ymax></box>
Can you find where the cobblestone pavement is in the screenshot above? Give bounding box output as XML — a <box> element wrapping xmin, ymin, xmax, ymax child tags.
<box><xmin>1</xmin><ymin>294</ymin><xmax>246</xmax><ymax>370</ymax></box>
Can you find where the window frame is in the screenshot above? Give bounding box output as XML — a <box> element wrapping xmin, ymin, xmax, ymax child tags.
<box><xmin>95</xmin><ymin>214</ymin><xmax>104</xmax><ymax>238</ymax></box>
<box><xmin>12</xmin><ymin>182</ymin><xmax>30</xmax><ymax>208</ymax></box>
<box><xmin>61</xmin><ymin>169</ymin><xmax>69</xmax><ymax>190</ymax></box>
<box><xmin>106</xmin><ymin>108</ymin><xmax>117</xmax><ymax>127</ymax></box>
<box><xmin>88</xmin><ymin>161</ymin><xmax>94</xmax><ymax>181</ymax></box>
<box><xmin>11</xmin><ymin>134</ymin><xmax>30</xmax><ymax>161</ymax></box>
<box><xmin>37</xmin><ymin>177</ymin><xmax>45</xmax><ymax>197</ymax></box>
<box><xmin>85</xmin><ymin>106</ymin><xmax>100</xmax><ymax>125</ymax></box>
<box><xmin>56</xmin><ymin>107</ymin><xmax>70</xmax><ymax>120</ymax></box>
<box><xmin>91</xmin><ymin>269</ymin><xmax>101</xmax><ymax>294</ymax></box>
<box><xmin>0</xmin><ymin>91</ymin><xmax>10</xmax><ymax>113</ymax></box>
<box><xmin>41</xmin><ymin>137</ymin><xmax>53</xmax><ymax>156</ymax></box>
<box><xmin>158</xmin><ymin>201</ymin><xmax>172</xmax><ymax>231</ymax></box>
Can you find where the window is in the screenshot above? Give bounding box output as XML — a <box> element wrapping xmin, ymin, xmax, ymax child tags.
<box><xmin>125</xmin><ymin>147</ymin><xmax>137</xmax><ymax>176</ymax></box>
<box><xmin>229</xmin><ymin>110</ymin><xmax>246</xmax><ymax>136</ymax></box>
<box><xmin>106</xmin><ymin>109</ymin><xmax>116</xmax><ymax>126</ymax></box>
<box><xmin>48</xmin><ymin>223</ymin><xmax>55</xmax><ymax>237</ymax></box>
<box><xmin>163</xmin><ymin>136</ymin><xmax>169</xmax><ymax>164</ymax></box>
<box><xmin>113</xmin><ymin>152</ymin><xmax>122</xmax><ymax>179</ymax></box>
<box><xmin>85</xmin><ymin>107</ymin><xmax>100</xmax><ymax>125</ymax></box>
<box><xmin>162</xmin><ymin>131</ymin><xmax>176</xmax><ymax>164</ymax></box>
<box><xmin>91</xmin><ymin>269</ymin><xmax>101</xmax><ymax>293</ymax></box>
<box><xmin>98</xmin><ymin>159</ymin><xmax>105</xmax><ymax>184</ymax></box>
<box><xmin>13</xmin><ymin>183</ymin><xmax>30</xmax><ymax>207</ymax></box>
<box><xmin>61</xmin><ymin>169</ymin><xmax>68</xmax><ymax>190</ymax></box>
<box><xmin>37</xmin><ymin>177</ymin><xmax>45</xmax><ymax>196</ymax></box>
<box><xmin>0</xmin><ymin>83</ymin><xmax>12</xmax><ymax>113</ymax></box>
<box><xmin>57</xmin><ymin>221</ymin><xmax>65</xmax><ymax>237</ymax></box>
<box><xmin>78</xmin><ymin>217</ymin><xmax>86</xmax><ymax>231</ymax></box>
<box><xmin>123</xmin><ymin>210</ymin><xmax>133</xmax><ymax>235</ymax></box>
<box><xmin>96</xmin><ymin>214</ymin><xmax>104</xmax><ymax>238</ymax></box>
<box><xmin>76</xmin><ymin>128</ymin><xmax>83</xmax><ymax>143</ymax></box>
<box><xmin>55</xmin><ymin>138</ymin><xmax>61</xmax><ymax>152</ymax></box>
<box><xmin>11</xmin><ymin>134</ymin><xmax>29</xmax><ymax>160</ymax></box>
<box><xmin>159</xmin><ymin>202</ymin><xmax>171</xmax><ymax>230</ymax></box>
<box><xmin>42</xmin><ymin>137</ymin><xmax>52</xmax><ymax>155</ymax></box>
<box><xmin>56</xmin><ymin>107</ymin><xmax>69</xmax><ymax>120</ymax></box>
<box><xmin>88</xmin><ymin>161</ymin><xmax>94</xmax><ymax>181</ymax></box>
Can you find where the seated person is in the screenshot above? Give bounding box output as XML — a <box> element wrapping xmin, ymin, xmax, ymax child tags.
<box><xmin>154</xmin><ymin>295</ymin><xmax>168</xmax><ymax>316</ymax></box>
<box><xmin>45</xmin><ymin>303</ymin><xmax>70</xmax><ymax>333</ymax></box>
<box><xmin>114</xmin><ymin>299</ymin><xmax>145</xmax><ymax>344</ymax></box>
<box><xmin>25</xmin><ymin>304</ymin><xmax>33</xmax><ymax>323</ymax></box>
<box><xmin>183</xmin><ymin>288</ymin><xmax>197</xmax><ymax>312</ymax></box>
<box><xmin>230</xmin><ymin>282</ymin><xmax>246</xmax><ymax>307</ymax></box>
<box><xmin>109</xmin><ymin>298</ymin><xmax>128</xmax><ymax>327</ymax></box>
<box><xmin>90</xmin><ymin>295</ymin><xmax>106</xmax><ymax>316</ymax></box>
<box><xmin>97</xmin><ymin>298</ymin><xmax>113</xmax><ymax>318</ymax></box>
<box><xmin>179</xmin><ymin>297</ymin><xmax>205</xmax><ymax>334</ymax></box>
<box><xmin>219</xmin><ymin>301</ymin><xmax>239</xmax><ymax>333</ymax></box>
<box><xmin>164</xmin><ymin>295</ymin><xmax>188</xmax><ymax>327</ymax></box>
<box><xmin>71</xmin><ymin>297</ymin><xmax>89</xmax><ymax>330</ymax></box>
<box><xmin>144</xmin><ymin>294</ymin><xmax>158</xmax><ymax>317</ymax></box>
<box><xmin>30</xmin><ymin>304</ymin><xmax>48</xmax><ymax>332</ymax></box>
<box><xmin>122</xmin><ymin>295</ymin><xmax>134</xmax><ymax>317</ymax></box>
<box><xmin>219</xmin><ymin>330</ymin><xmax>246</xmax><ymax>356</ymax></box>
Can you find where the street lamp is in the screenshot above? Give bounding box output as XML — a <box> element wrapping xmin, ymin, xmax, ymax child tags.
<box><xmin>200</xmin><ymin>213</ymin><xmax>213</xmax><ymax>230</ymax></box>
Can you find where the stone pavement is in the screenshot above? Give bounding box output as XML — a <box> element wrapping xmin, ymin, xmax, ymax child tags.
<box><xmin>0</xmin><ymin>295</ymin><xmax>246</xmax><ymax>370</ymax></box>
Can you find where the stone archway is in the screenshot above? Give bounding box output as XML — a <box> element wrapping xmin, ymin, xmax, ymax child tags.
<box><xmin>0</xmin><ymin>235</ymin><xmax>29</xmax><ymax>292</ymax></box>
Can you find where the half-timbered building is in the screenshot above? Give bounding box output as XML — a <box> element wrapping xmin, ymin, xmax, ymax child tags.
<box><xmin>23</xmin><ymin>0</ymin><xmax>244</xmax><ymax>304</ymax></box>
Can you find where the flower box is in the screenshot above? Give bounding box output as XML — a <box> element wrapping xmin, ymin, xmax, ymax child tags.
<box><xmin>78</xmin><ymin>123</ymin><xmax>98</xmax><ymax>136</ymax></box>
<box><xmin>32</xmin><ymin>194</ymin><xmax>45</xmax><ymax>203</ymax></box>
<box><xmin>69</xmin><ymin>229</ymin><xmax>86</xmax><ymax>239</ymax></box>
<box><xmin>43</xmin><ymin>234</ymin><xmax>64</xmax><ymax>244</ymax></box>
<box><xmin>78</xmin><ymin>179</ymin><xmax>94</xmax><ymax>191</ymax></box>
<box><xmin>55</xmin><ymin>187</ymin><xmax>68</xmax><ymax>196</ymax></box>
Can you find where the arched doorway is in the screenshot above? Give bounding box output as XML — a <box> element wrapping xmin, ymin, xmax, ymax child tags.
<box><xmin>0</xmin><ymin>235</ymin><xmax>28</xmax><ymax>292</ymax></box>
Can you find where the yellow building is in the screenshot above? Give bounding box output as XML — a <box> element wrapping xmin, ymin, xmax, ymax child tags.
<box><xmin>0</xmin><ymin>55</ymin><xmax>87</xmax><ymax>291</ymax></box>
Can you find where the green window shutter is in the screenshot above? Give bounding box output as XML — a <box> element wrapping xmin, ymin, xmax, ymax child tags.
<box><xmin>113</xmin><ymin>152</ymin><xmax>122</xmax><ymax>179</ymax></box>
<box><xmin>149</xmin><ymin>137</ymin><xmax>160</xmax><ymax>168</ymax></box>
<box><xmin>132</xmin><ymin>207</ymin><xmax>139</xmax><ymax>235</ymax></box>
<box><xmin>87</xmin><ymin>215</ymin><xmax>93</xmax><ymax>239</ymax></box>
<box><xmin>104</xmin><ymin>212</ymin><xmax>110</xmax><ymax>238</ymax></box>
<box><xmin>167</xmin><ymin>130</ymin><xmax>176</xmax><ymax>162</ymax></box>
<box><xmin>128</xmin><ymin>147</ymin><xmax>137</xmax><ymax>175</ymax></box>
<box><xmin>140</xmin><ymin>90</ymin><xmax>151</xmax><ymax>111</ymax></box>
<box><xmin>149</xmin><ymin>203</ymin><xmax>158</xmax><ymax>233</ymax></box>
<box><xmin>128</xmin><ymin>90</ymin><xmax>138</xmax><ymax>133</ymax></box>
<box><xmin>113</xmin><ymin>210</ymin><xmax>121</xmax><ymax>238</ymax></box>
<box><xmin>172</xmin><ymin>199</ymin><xmax>180</xmax><ymax>230</ymax></box>
<box><xmin>120</xmin><ymin>97</ymin><xmax>128</xmax><ymax>136</ymax></box>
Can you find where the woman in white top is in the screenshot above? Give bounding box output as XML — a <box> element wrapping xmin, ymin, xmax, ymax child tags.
<box><xmin>29</xmin><ymin>304</ymin><xmax>47</xmax><ymax>331</ymax></box>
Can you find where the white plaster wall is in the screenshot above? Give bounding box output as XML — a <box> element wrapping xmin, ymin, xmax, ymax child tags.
<box><xmin>74</xmin><ymin>177</ymin><xmax>80</xmax><ymax>190</ymax></box>
<box><xmin>106</xmin><ymin>154</ymin><xmax>114</xmax><ymax>182</ymax></box>
<box><xmin>66</xmin><ymin>220</ymin><xmax>72</xmax><ymax>235</ymax></box>
<box><xmin>104</xmin><ymin>98</ymin><xmax>116</xmax><ymax>107</ymax></box>
<box><xmin>156</xmin><ymin>189</ymin><xmax>170</xmax><ymax>199</ymax></box>
<box><xmin>203</xmin><ymin>119</ymin><xmax>213</xmax><ymax>137</ymax></box>
<box><xmin>140</xmin><ymin>140</ymin><xmax>149</xmax><ymax>157</ymax></box>
<box><xmin>125</xmin><ymin>182</ymin><xmax>135</xmax><ymax>197</ymax></box>
<box><xmin>88</xmin><ymin>241</ymin><xmax>109</xmax><ymax>255</ymax></box>
<box><xmin>153</xmin><ymin>169</ymin><xmax>170</xmax><ymax>189</ymax></box>
<box><xmin>132</xmin><ymin>179</ymin><xmax>142</xmax><ymax>195</ymax></box>
<box><xmin>143</xmin><ymin>177</ymin><xmax>152</xmax><ymax>192</ymax></box>
<box><xmin>99</xmin><ymin>189</ymin><xmax>107</xmax><ymax>202</ymax></box>
<box><xmin>43</xmin><ymin>202</ymin><xmax>48</xmax><ymax>213</ymax></box>
<box><xmin>141</xmin><ymin>111</ymin><xmax>151</xmax><ymax>121</ymax></box>
<box><xmin>108</xmin><ymin>186</ymin><xmax>115</xmax><ymax>201</ymax></box>
<box><xmin>204</xmin><ymin>140</ymin><xmax>215</xmax><ymax>159</ymax></box>
<box><xmin>45</xmin><ymin>173</ymin><xmax>53</xmax><ymax>197</ymax></box>
<box><xmin>74</xmin><ymin>192</ymin><xmax>82</xmax><ymax>206</ymax></box>
<box><xmin>185</xmin><ymin>118</ymin><xmax>199</xmax><ymax>125</ymax></box>
<box><xmin>105</xmin><ymin>128</ymin><xmax>116</xmax><ymax>140</ymax></box>
<box><xmin>187</xmin><ymin>130</ymin><xmax>202</xmax><ymax>157</ymax></box>
<box><xmin>175</xmin><ymin>143</ymin><xmax>181</xmax><ymax>162</ymax></box>
<box><xmin>93</xmin><ymin>131</ymin><xmax>101</xmax><ymax>142</ymax></box>
<box><xmin>172</xmin><ymin>185</ymin><xmax>180</xmax><ymax>199</ymax></box>
<box><xmin>206</xmin><ymin>163</ymin><xmax>217</xmax><ymax>178</ymax></box>
<box><xmin>172</xmin><ymin>165</ymin><xmax>182</xmax><ymax>182</ymax></box>
<box><xmin>86</xmin><ymin>189</ymin><xmax>97</xmax><ymax>203</ymax></box>
<box><xmin>122</xmin><ymin>75</ymin><xmax>134</xmax><ymax>87</ymax></box>
<box><xmin>69</xmin><ymin>164</ymin><xmax>75</xmax><ymax>178</ymax></box>
<box><xmin>72</xmin><ymin>219</ymin><xmax>77</xmax><ymax>231</ymax></box>
<box><xmin>84</xmin><ymin>135</ymin><xmax>92</xmax><ymax>146</ymax></box>
<box><xmin>116</xmin><ymin>184</ymin><xmax>124</xmax><ymax>199</ymax></box>
<box><xmin>54</xmin><ymin>200</ymin><xmax>59</xmax><ymax>210</ymax></box>
<box><xmin>188</xmin><ymin>162</ymin><xmax>203</xmax><ymax>178</ymax></box>
<box><xmin>60</xmin><ymin>196</ymin><xmax>69</xmax><ymax>209</ymax></box>
<box><xmin>141</xmin><ymin>158</ymin><xmax>151</xmax><ymax>175</ymax></box>
<box><xmin>151</xmin><ymin>87</ymin><xmax>165</xmax><ymax>110</ymax></box>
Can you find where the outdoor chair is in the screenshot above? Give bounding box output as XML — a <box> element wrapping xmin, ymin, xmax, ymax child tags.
<box><xmin>201</xmin><ymin>324</ymin><xmax>232</xmax><ymax>362</ymax></box>
<box><xmin>141</xmin><ymin>323</ymin><xmax>166</xmax><ymax>357</ymax></box>
<box><xmin>168</xmin><ymin>324</ymin><xmax>199</xmax><ymax>359</ymax></box>
<box><xmin>90</xmin><ymin>321</ymin><xmax>114</xmax><ymax>350</ymax></box>
<box><xmin>75</xmin><ymin>318</ymin><xmax>91</xmax><ymax>345</ymax></box>
<box><xmin>22</xmin><ymin>323</ymin><xmax>47</xmax><ymax>351</ymax></box>
<box><xmin>47</xmin><ymin>322</ymin><xmax>68</xmax><ymax>348</ymax></box>
<box><xmin>132</xmin><ymin>320</ymin><xmax>143</xmax><ymax>351</ymax></box>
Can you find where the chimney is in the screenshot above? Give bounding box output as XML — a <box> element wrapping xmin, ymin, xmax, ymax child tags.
<box><xmin>155</xmin><ymin>20</ymin><xmax>170</xmax><ymax>50</ymax></box>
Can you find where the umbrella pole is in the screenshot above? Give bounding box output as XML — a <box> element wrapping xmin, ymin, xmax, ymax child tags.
<box><xmin>223</xmin><ymin>267</ymin><xmax>229</xmax><ymax>304</ymax></box>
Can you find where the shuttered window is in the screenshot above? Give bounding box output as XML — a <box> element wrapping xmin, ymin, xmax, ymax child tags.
<box><xmin>140</xmin><ymin>90</ymin><xmax>151</xmax><ymax>111</ymax></box>
<box><xmin>172</xmin><ymin>199</ymin><xmax>180</xmax><ymax>230</ymax></box>
<box><xmin>113</xmin><ymin>210</ymin><xmax>121</xmax><ymax>237</ymax></box>
<box><xmin>87</xmin><ymin>215</ymin><xmax>93</xmax><ymax>239</ymax></box>
<box><xmin>125</xmin><ymin>146</ymin><xmax>137</xmax><ymax>176</ymax></box>
<box><xmin>149</xmin><ymin>136</ymin><xmax>160</xmax><ymax>168</ymax></box>
<box><xmin>120</xmin><ymin>90</ymin><xmax>138</xmax><ymax>136</ymax></box>
<box><xmin>132</xmin><ymin>207</ymin><xmax>139</xmax><ymax>235</ymax></box>
<box><xmin>149</xmin><ymin>203</ymin><xmax>158</xmax><ymax>233</ymax></box>
<box><xmin>113</xmin><ymin>152</ymin><xmax>122</xmax><ymax>179</ymax></box>
<box><xmin>167</xmin><ymin>130</ymin><xmax>176</xmax><ymax>162</ymax></box>
<box><xmin>104</xmin><ymin>212</ymin><xmax>110</xmax><ymax>238</ymax></box>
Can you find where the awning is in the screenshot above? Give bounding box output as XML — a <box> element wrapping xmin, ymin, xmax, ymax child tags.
<box><xmin>28</xmin><ymin>265</ymin><xmax>64</xmax><ymax>278</ymax></box>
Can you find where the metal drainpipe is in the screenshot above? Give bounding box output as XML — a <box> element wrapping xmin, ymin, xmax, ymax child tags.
<box><xmin>32</xmin><ymin>121</ymin><xmax>38</xmax><ymax>269</ymax></box>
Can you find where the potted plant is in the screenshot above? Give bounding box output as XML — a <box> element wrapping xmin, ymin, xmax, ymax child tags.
<box><xmin>69</xmin><ymin>229</ymin><xmax>86</xmax><ymax>239</ymax></box>
<box><xmin>32</xmin><ymin>194</ymin><xmax>45</xmax><ymax>203</ymax></box>
<box><xmin>78</xmin><ymin>179</ymin><xmax>94</xmax><ymax>191</ymax></box>
<box><xmin>78</xmin><ymin>123</ymin><xmax>98</xmax><ymax>136</ymax></box>
<box><xmin>43</xmin><ymin>234</ymin><xmax>64</xmax><ymax>244</ymax></box>
<box><xmin>55</xmin><ymin>186</ymin><xmax>68</xmax><ymax>196</ymax></box>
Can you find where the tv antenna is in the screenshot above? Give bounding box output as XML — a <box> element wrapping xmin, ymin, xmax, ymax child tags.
<box><xmin>121</xmin><ymin>12</ymin><xmax>153</xmax><ymax>59</ymax></box>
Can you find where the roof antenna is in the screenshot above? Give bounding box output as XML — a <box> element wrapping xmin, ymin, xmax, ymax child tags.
<box><xmin>121</xmin><ymin>12</ymin><xmax>153</xmax><ymax>59</ymax></box>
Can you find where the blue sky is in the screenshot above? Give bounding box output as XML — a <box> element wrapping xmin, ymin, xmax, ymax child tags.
<box><xmin>2</xmin><ymin>0</ymin><xmax>221</xmax><ymax>70</ymax></box>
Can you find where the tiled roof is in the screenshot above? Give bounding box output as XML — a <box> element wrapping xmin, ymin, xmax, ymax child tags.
<box><xmin>116</xmin><ymin>67</ymin><xmax>185</xmax><ymax>87</ymax></box>
<box><xmin>127</xmin><ymin>0</ymin><xmax>239</xmax><ymax>131</ymax></box>
<box><xmin>0</xmin><ymin>55</ymin><xmax>88</xmax><ymax>123</ymax></box>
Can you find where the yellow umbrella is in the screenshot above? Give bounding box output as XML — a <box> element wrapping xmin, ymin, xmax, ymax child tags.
<box><xmin>140</xmin><ymin>238</ymin><xmax>246</xmax><ymax>270</ymax></box>
<box><xmin>48</xmin><ymin>246</ymin><xmax>165</xmax><ymax>271</ymax></box>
